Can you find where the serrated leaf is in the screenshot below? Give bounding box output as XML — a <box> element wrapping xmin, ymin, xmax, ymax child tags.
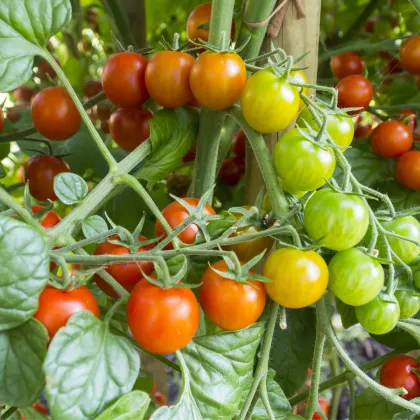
<box><xmin>54</xmin><ymin>172</ymin><xmax>88</xmax><ymax>205</ymax></box>
<box><xmin>82</xmin><ymin>216</ymin><xmax>108</xmax><ymax>240</ymax></box>
<box><xmin>94</xmin><ymin>391</ymin><xmax>150</xmax><ymax>420</ymax></box>
<box><xmin>44</xmin><ymin>311</ymin><xmax>140</xmax><ymax>420</ymax></box>
<box><xmin>335</xmin><ymin>299</ymin><xmax>359</xmax><ymax>329</ymax></box>
<box><xmin>355</xmin><ymin>388</ymin><xmax>402</xmax><ymax>420</ymax></box>
<box><xmin>0</xmin><ymin>217</ymin><xmax>49</xmax><ymax>331</ymax></box>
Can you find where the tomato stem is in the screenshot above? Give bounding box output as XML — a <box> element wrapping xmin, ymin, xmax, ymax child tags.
<box><xmin>347</xmin><ymin>378</ymin><xmax>356</xmax><ymax>420</ymax></box>
<box><xmin>104</xmin><ymin>297</ymin><xmax>127</xmax><ymax>324</ymax></box>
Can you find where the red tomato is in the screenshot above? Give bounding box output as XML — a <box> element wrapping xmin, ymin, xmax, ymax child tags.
<box><xmin>232</xmin><ymin>129</ymin><xmax>246</xmax><ymax>160</ymax></box>
<box><xmin>313</xmin><ymin>397</ymin><xmax>329</xmax><ymax>420</ymax></box>
<box><xmin>155</xmin><ymin>197</ymin><xmax>216</xmax><ymax>248</ymax></box>
<box><xmin>354</xmin><ymin>122</ymin><xmax>372</xmax><ymax>138</ymax></box>
<box><xmin>84</xmin><ymin>80</ymin><xmax>102</xmax><ymax>98</ymax></box>
<box><xmin>32</xmin><ymin>205</ymin><xmax>61</xmax><ymax>229</ymax></box>
<box><xmin>25</xmin><ymin>155</ymin><xmax>70</xmax><ymax>201</ymax></box>
<box><xmin>330</xmin><ymin>52</ymin><xmax>365</xmax><ymax>79</ymax></box>
<box><xmin>32</xmin><ymin>403</ymin><xmax>48</xmax><ymax>416</ymax></box>
<box><xmin>93</xmin><ymin>235</ymin><xmax>154</xmax><ymax>298</ymax></box>
<box><xmin>182</xmin><ymin>143</ymin><xmax>197</xmax><ymax>162</ymax></box>
<box><xmin>13</xmin><ymin>86</ymin><xmax>36</xmax><ymax>103</ymax></box>
<box><xmin>31</xmin><ymin>87</ymin><xmax>81</xmax><ymax>140</ymax></box>
<box><xmin>337</xmin><ymin>75</ymin><xmax>373</xmax><ymax>114</ymax></box>
<box><xmin>6</xmin><ymin>105</ymin><xmax>27</xmax><ymax>123</ymax></box>
<box><xmin>219</xmin><ymin>156</ymin><xmax>245</xmax><ymax>186</ymax></box>
<box><xmin>101</xmin><ymin>120</ymin><xmax>110</xmax><ymax>134</ymax></box>
<box><xmin>102</xmin><ymin>52</ymin><xmax>149</xmax><ymax>107</ymax></box>
<box><xmin>34</xmin><ymin>286</ymin><xmax>100</xmax><ymax>339</ymax></box>
<box><xmin>145</xmin><ymin>51</ymin><xmax>195</xmax><ymax>108</ymax></box>
<box><xmin>127</xmin><ymin>280</ymin><xmax>200</xmax><ymax>354</ymax></box>
<box><xmin>109</xmin><ymin>107</ymin><xmax>152</xmax><ymax>151</ymax></box>
<box><xmin>380</xmin><ymin>355</ymin><xmax>420</xmax><ymax>400</ymax></box>
<box><xmin>0</xmin><ymin>108</ymin><xmax>4</xmax><ymax>134</ymax></box>
<box><xmin>364</xmin><ymin>16</ymin><xmax>378</xmax><ymax>33</ymax></box>
<box><xmin>36</xmin><ymin>56</ymin><xmax>59</xmax><ymax>81</ymax></box>
<box><xmin>400</xmin><ymin>36</ymin><xmax>420</xmax><ymax>75</ymax></box>
<box><xmin>396</xmin><ymin>150</ymin><xmax>420</xmax><ymax>189</ymax></box>
<box><xmin>97</xmin><ymin>105</ymin><xmax>112</xmax><ymax>122</ymax></box>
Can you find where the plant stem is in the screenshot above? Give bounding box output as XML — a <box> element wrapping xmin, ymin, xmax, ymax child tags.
<box><xmin>0</xmin><ymin>407</ymin><xmax>17</xmax><ymax>420</ymax></box>
<box><xmin>329</xmin><ymin>343</ymin><xmax>343</xmax><ymax>420</ymax></box>
<box><xmin>348</xmin><ymin>378</ymin><xmax>356</xmax><ymax>420</ymax></box>
<box><xmin>104</xmin><ymin>297</ymin><xmax>127</xmax><ymax>324</ymax></box>
<box><xmin>208</xmin><ymin>0</ymin><xmax>235</xmax><ymax>49</ymax></box>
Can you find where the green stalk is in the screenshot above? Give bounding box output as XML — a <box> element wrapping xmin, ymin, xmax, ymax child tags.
<box><xmin>329</xmin><ymin>344</ymin><xmax>343</xmax><ymax>420</ymax></box>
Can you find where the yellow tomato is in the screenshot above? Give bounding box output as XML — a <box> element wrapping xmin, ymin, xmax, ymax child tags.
<box><xmin>289</xmin><ymin>68</ymin><xmax>309</xmax><ymax>109</ymax></box>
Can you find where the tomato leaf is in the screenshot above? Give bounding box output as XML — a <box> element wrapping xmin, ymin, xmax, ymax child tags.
<box><xmin>82</xmin><ymin>215</ymin><xmax>108</xmax><ymax>240</ymax></box>
<box><xmin>377</xmin><ymin>180</ymin><xmax>420</xmax><ymax>212</ymax></box>
<box><xmin>0</xmin><ymin>0</ymin><xmax>71</xmax><ymax>91</ymax></box>
<box><xmin>393</xmin><ymin>409</ymin><xmax>419</xmax><ymax>419</ymax></box>
<box><xmin>54</xmin><ymin>172</ymin><xmax>89</xmax><ymax>205</ymax></box>
<box><xmin>195</xmin><ymin>211</ymin><xmax>236</xmax><ymax>244</ymax></box>
<box><xmin>0</xmin><ymin>217</ymin><xmax>49</xmax><ymax>331</ymax></box>
<box><xmin>167</xmin><ymin>254</ymin><xmax>215</xmax><ymax>286</ymax></box>
<box><xmin>44</xmin><ymin>311</ymin><xmax>140</xmax><ymax>420</ymax></box>
<box><xmin>94</xmin><ymin>391</ymin><xmax>150</xmax><ymax>420</ymax></box>
<box><xmin>355</xmin><ymin>388</ymin><xmax>403</xmax><ymax>419</ymax></box>
<box><xmin>397</xmin><ymin>321</ymin><xmax>420</xmax><ymax>346</ymax></box>
<box><xmin>336</xmin><ymin>299</ymin><xmax>359</xmax><ymax>329</ymax></box>
<box><xmin>0</xmin><ymin>319</ymin><xmax>48</xmax><ymax>407</ymax></box>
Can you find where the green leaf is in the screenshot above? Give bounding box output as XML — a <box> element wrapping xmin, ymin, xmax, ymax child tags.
<box><xmin>94</xmin><ymin>391</ymin><xmax>150</xmax><ymax>420</ymax></box>
<box><xmin>0</xmin><ymin>0</ymin><xmax>72</xmax><ymax>91</ymax></box>
<box><xmin>336</xmin><ymin>299</ymin><xmax>359</xmax><ymax>329</ymax></box>
<box><xmin>0</xmin><ymin>319</ymin><xmax>48</xmax><ymax>407</ymax></box>
<box><xmin>19</xmin><ymin>406</ymin><xmax>47</xmax><ymax>419</ymax></box>
<box><xmin>54</xmin><ymin>172</ymin><xmax>89</xmax><ymax>205</ymax></box>
<box><xmin>136</xmin><ymin>107</ymin><xmax>199</xmax><ymax>187</ymax></box>
<box><xmin>377</xmin><ymin>180</ymin><xmax>420</xmax><ymax>212</ymax></box>
<box><xmin>44</xmin><ymin>311</ymin><xmax>140</xmax><ymax>420</ymax></box>
<box><xmin>393</xmin><ymin>410</ymin><xmax>418</xmax><ymax>420</ymax></box>
<box><xmin>82</xmin><ymin>216</ymin><xmax>108</xmax><ymax>240</ymax></box>
<box><xmin>355</xmin><ymin>388</ymin><xmax>402</xmax><ymax>420</ymax></box>
<box><xmin>397</xmin><ymin>321</ymin><xmax>420</xmax><ymax>346</ymax></box>
<box><xmin>195</xmin><ymin>211</ymin><xmax>236</xmax><ymax>244</ymax></box>
<box><xmin>167</xmin><ymin>254</ymin><xmax>215</xmax><ymax>286</ymax></box>
<box><xmin>0</xmin><ymin>217</ymin><xmax>49</xmax><ymax>331</ymax></box>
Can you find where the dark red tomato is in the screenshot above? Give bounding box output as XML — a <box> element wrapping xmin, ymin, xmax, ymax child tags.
<box><xmin>232</xmin><ymin>129</ymin><xmax>246</xmax><ymax>160</ymax></box>
<box><xmin>387</xmin><ymin>58</ymin><xmax>403</xmax><ymax>74</ymax></box>
<box><xmin>7</xmin><ymin>104</ymin><xmax>28</xmax><ymax>123</ymax></box>
<box><xmin>32</xmin><ymin>205</ymin><xmax>61</xmax><ymax>229</ymax></box>
<box><xmin>380</xmin><ymin>355</ymin><xmax>420</xmax><ymax>400</ymax></box>
<box><xmin>219</xmin><ymin>156</ymin><xmax>245</xmax><ymax>186</ymax></box>
<box><xmin>127</xmin><ymin>280</ymin><xmax>200</xmax><ymax>354</ymax></box>
<box><xmin>155</xmin><ymin>197</ymin><xmax>216</xmax><ymax>248</ymax></box>
<box><xmin>354</xmin><ymin>122</ymin><xmax>372</xmax><ymax>138</ymax></box>
<box><xmin>25</xmin><ymin>155</ymin><xmax>70</xmax><ymax>201</ymax></box>
<box><xmin>145</xmin><ymin>51</ymin><xmax>195</xmax><ymax>108</ymax></box>
<box><xmin>370</xmin><ymin>121</ymin><xmax>413</xmax><ymax>158</ymax></box>
<box><xmin>102</xmin><ymin>52</ymin><xmax>149</xmax><ymax>107</ymax></box>
<box><xmin>337</xmin><ymin>75</ymin><xmax>373</xmax><ymax>114</ymax></box>
<box><xmin>0</xmin><ymin>108</ymin><xmax>4</xmax><ymax>134</ymax></box>
<box><xmin>93</xmin><ymin>235</ymin><xmax>154</xmax><ymax>298</ymax></box>
<box><xmin>396</xmin><ymin>151</ymin><xmax>420</xmax><ymax>189</ymax></box>
<box><xmin>101</xmin><ymin>120</ymin><xmax>110</xmax><ymax>134</ymax></box>
<box><xmin>109</xmin><ymin>107</ymin><xmax>152</xmax><ymax>152</ymax></box>
<box><xmin>84</xmin><ymin>80</ymin><xmax>102</xmax><ymax>98</ymax></box>
<box><xmin>34</xmin><ymin>286</ymin><xmax>100</xmax><ymax>339</ymax></box>
<box><xmin>13</xmin><ymin>86</ymin><xmax>36</xmax><ymax>103</ymax></box>
<box><xmin>32</xmin><ymin>87</ymin><xmax>81</xmax><ymax>140</ymax></box>
<box><xmin>330</xmin><ymin>52</ymin><xmax>365</xmax><ymax>80</ymax></box>
<box><xmin>400</xmin><ymin>36</ymin><xmax>420</xmax><ymax>75</ymax></box>
<box><xmin>36</xmin><ymin>56</ymin><xmax>59</xmax><ymax>81</ymax></box>
<box><xmin>182</xmin><ymin>143</ymin><xmax>197</xmax><ymax>162</ymax></box>
<box><xmin>364</xmin><ymin>16</ymin><xmax>378</xmax><ymax>33</ymax></box>
<box><xmin>97</xmin><ymin>105</ymin><xmax>112</xmax><ymax>122</ymax></box>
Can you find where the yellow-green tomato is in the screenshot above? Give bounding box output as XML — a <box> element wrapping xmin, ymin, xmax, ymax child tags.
<box><xmin>262</xmin><ymin>248</ymin><xmax>328</xmax><ymax>308</ymax></box>
<box><xmin>395</xmin><ymin>290</ymin><xmax>420</xmax><ymax>319</ymax></box>
<box><xmin>328</xmin><ymin>248</ymin><xmax>384</xmax><ymax>306</ymax></box>
<box><xmin>273</xmin><ymin>129</ymin><xmax>336</xmax><ymax>192</ymax></box>
<box><xmin>240</xmin><ymin>69</ymin><xmax>300</xmax><ymax>134</ymax></box>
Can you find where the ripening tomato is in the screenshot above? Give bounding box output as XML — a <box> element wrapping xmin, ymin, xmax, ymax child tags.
<box><xmin>289</xmin><ymin>68</ymin><xmax>309</xmax><ymax>108</ymax></box>
<box><xmin>370</xmin><ymin>121</ymin><xmax>413</xmax><ymax>158</ymax></box>
<box><xmin>13</xmin><ymin>86</ymin><xmax>36</xmax><ymax>103</ymax></box>
<box><xmin>32</xmin><ymin>87</ymin><xmax>81</xmax><ymax>140</ymax></box>
<box><xmin>109</xmin><ymin>107</ymin><xmax>152</xmax><ymax>152</ymax></box>
<box><xmin>263</xmin><ymin>248</ymin><xmax>328</xmax><ymax>308</ymax></box>
<box><xmin>328</xmin><ymin>248</ymin><xmax>384</xmax><ymax>306</ymax></box>
<box><xmin>354</xmin><ymin>122</ymin><xmax>373</xmax><ymax>138</ymax></box>
<box><xmin>380</xmin><ymin>355</ymin><xmax>420</xmax><ymax>400</ymax></box>
<box><xmin>32</xmin><ymin>205</ymin><xmax>61</xmax><ymax>229</ymax></box>
<box><xmin>199</xmin><ymin>260</ymin><xmax>266</xmax><ymax>330</ymax></box>
<box><xmin>84</xmin><ymin>80</ymin><xmax>102</xmax><ymax>98</ymax></box>
<box><xmin>145</xmin><ymin>51</ymin><xmax>195</xmax><ymax>108</ymax></box>
<box><xmin>232</xmin><ymin>129</ymin><xmax>246</xmax><ymax>160</ymax></box>
<box><xmin>127</xmin><ymin>280</ymin><xmax>200</xmax><ymax>354</ymax></box>
<box><xmin>34</xmin><ymin>286</ymin><xmax>100</xmax><ymax>338</ymax></box>
<box><xmin>36</xmin><ymin>56</ymin><xmax>59</xmax><ymax>81</ymax></box>
<box><xmin>241</xmin><ymin>69</ymin><xmax>300</xmax><ymax>133</ymax></box>
<box><xmin>337</xmin><ymin>75</ymin><xmax>373</xmax><ymax>113</ymax></box>
<box><xmin>400</xmin><ymin>36</ymin><xmax>420</xmax><ymax>75</ymax></box>
<box><xmin>396</xmin><ymin>151</ymin><xmax>420</xmax><ymax>190</ymax></box>
<box><xmin>219</xmin><ymin>156</ymin><xmax>245</xmax><ymax>186</ymax></box>
<box><xmin>304</xmin><ymin>189</ymin><xmax>369</xmax><ymax>251</ymax></box>
<box><xmin>273</xmin><ymin>128</ymin><xmax>336</xmax><ymax>191</ymax></box>
<box><xmin>25</xmin><ymin>155</ymin><xmax>70</xmax><ymax>201</ymax></box>
<box><xmin>102</xmin><ymin>52</ymin><xmax>149</xmax><ymax>107</ymax></box>
<box><xmin>330</xmin><ymin>52</ymin><xmax>365</xmax><ymax>79</ymax></box>
<box><xmin>395</xmin><ymin>290</ymin><xmax>420</xmax><ymax>319</ymax></box>
<box><xmin>190</xmin><ymin>52</ymin><xmax>246</xmax><ymax>110</ymax></box>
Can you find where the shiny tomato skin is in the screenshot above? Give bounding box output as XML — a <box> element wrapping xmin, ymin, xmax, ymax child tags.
<box><xmin>145</xmin><ymin>51</ymin><xmax>195</xmax><ymax>108</ymax></box>
<box><xmin>127</xmin><ymin>280</ymin><xmax>200</xmax><ymax>354</ymax></box>
<box><xmin>330</xmin><ymin>52</ymin><xmax>365</xmax><ymax>79</ymax></box>
<box><xmin>84</xmin><ymin>80</ymin><xmax>102</xmax><ymax>98</ymax></box>
<box><xmin>31</xmin><ymin>87</ymin><xmax>81</xmax><ymax>140</ymax></box>
<box><xmin>25</xmin><ymin>155</ymin><xmax>70</xmax><ymax>201</ymax></box>
<box><xmin>396</xmin><ymin>151</ymin><xmax>420</xmax><ymax>190</ymax></box>
<box><xmin>395</xmin><ymin>290</ymin><xmax>420</xmax><ymax>319</ymax></box>
<box><xmin>109</xmin><ymin>107</ymin><xmax>152</xmax><ymax>151</ymax></box>
<box><xmin>34</xmin><ymin>286</ymin><xmax>100</xmax><ymax>339</ymax></box>
<box><xmin>232</xmin><ymin>129</ymin><xmax>246</xmax><ymax>159</ymax></box>
<box><xmin>400</xmin><ymin>36</ymin><xmax>420</xmax><ymax>75</ymax></box>
<box><xmin>263</xmin><ymin>248</ymin><xmax>328</xmax><ymax>308</ymax></box>
<box><xmin>328</xmin><ymin>248</ymin><xmax>384</xmax><ymax>306</ymax></box>
<box><xmin>304</xmin><ymin>189</ymin><xmax>370</xmax><ymax>251</ymax></box>
<box><xmin>289</xmin><ymin>68</ymin><xmax>309</xmax><ymax>109</ymax></box>
<box><xmin>273</xmin><ymin>128</ymin><xmax>336</xmax><ymax>191</ymax></box>
<box><xmin>380</xmin><ymin>355</ymin><xmax>420</xmax><ymax>400</ymax></box>
<box><xmin>199</xmin><ymin>260</ymin><xmax>266</xmax><ymax>330</ymax></box>
<box><xmin>219</xmin><ymin>156</ymin><xmax>245</xmax><ymax>186</ymax></box>
<box><xmin>370</xmin><ymin>121</ymin><xmax>413</xmax><ymax>158</ymax></box>
<box><xmin>337</xmin><ymin>75</ymin><xmax>373</xmax><ymax>113</ymax></box>
<box><xmin>241</xmin><ymin>69</ymin><xmax>300</xmax><ymax>133</ymax></box>
<box><xmin>32</xmin><ymin>205</ymin><xmax>61</xmax><ymax>229</ymax></box>
<box><xmin>102</xmin><ymin>52</ymin><xmax>149</xmax><ymax>107</ymax></box>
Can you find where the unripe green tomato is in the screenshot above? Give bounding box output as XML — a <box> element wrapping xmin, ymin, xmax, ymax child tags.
<box><xmin>395</xmin><ymin>290</ymin><xmax>420</xmax><ymax>319</ymax></box>
<box><xmin>329</xmin><ymin>248</ymin><xmax>384</xmax><ymax>306</ymax></box>
<box><xmin>321</xmin><ymin>13</ymin><xmax>335</xmax><ymax>33</ymax></box>
<box><xmin>407</xmin><ymin>14</ymin><xmax>420</xmax><ymax>33</ymax></box>
<box><xmin>414</xmin><ymin>271</ymin><xmax>420</xmax><ymax>289</ymax></box>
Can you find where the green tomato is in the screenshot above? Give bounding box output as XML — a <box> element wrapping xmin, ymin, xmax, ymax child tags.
<box><xmin>355</xmin><ymin>295</ymin><xmax>400</xmax><ymax>335</ymax></box>
<box><xmin>329</xmin><ymin>248</ymin><xmax>384</xmax><ymax>306</ymax></box>
<box><xmin>414</xmin><ymin>270</ymin><xmax>420</xmax><ymax>289</ymax></box>
<box><xmin>304</xmin><ymin>189</ymin><xmax>370</xmax><ymax>251</ymax></box>
<box><xmin>395</xmin><ymin>290</ymin><xmax>420</xmax><ymax>319</ymax></box>
<box><xmin>297</xmin><ymin>107</ymin><xmax>354</xmax><ymax>147</ymax></box>
<box><xmin>273</xmin><ymin>129</ymin><xmax>336</xmax><ymax>192</ymax></box>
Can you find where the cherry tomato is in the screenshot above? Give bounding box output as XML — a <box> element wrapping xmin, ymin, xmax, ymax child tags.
<box><xmin>380</xmin><ymin>355</ymin><xmax>420</xmax><ymax>400</ymax></box>
<box><xmin>101</xmin><ymin>120</ymin><xmax>110</xmax><ymax>134</ymax></box>
<box><xmin>97</xmin><ymin>106</ymin><xmax>111</xmax><ymax>123</ymax></box>
<box><xmin>36</xmin><ymin>56</ymin><xmax>59</xmax><ymax>81</ymax></box>
<box><xmin>365</xmin><ymin>16</ymin><xmax>378</xmax><ymax>33</ymax></box>
<box><xmin>32</xmin><ymin>87</ymin><xmax>81</xmax><ymax>140</ymax></box>
<box><xmin>273</xmin><ymin>128</ymin><xmax>336</xmax><ymax>191</ymax></box>
<box><xmin>190</xmin><ymin>52</ymin><xmax>246</xmax><ymax>110</ymax></box>
<box><xmin>199</xmin><ymin>260</ymin><xmax>266</xmax><ymax>330</ymax></box>
<box><xmin>304</xmin><ymin>189</ymin><xmax>369</xmax><ymax>251</ymax></box>
<box><xmin>84</xmin><ymin>80</ymin><xmax>102</xmax><ymax>98</ymax></box>
<box><xmin>289</xmin><ymin>68</ymin><xmax>309</xmax><ymax>109</ymax></box>
<box><xmin>312</xmin><ymin>398</ymin><xmax>329</xmax><ymax>420</ymax></box>
<box><xmin>400</xmin><ymin>36</ymin><xmax>420</xmax><ymax>75</ymax></box>
<box><xmin>232</xmin><ymin>129</ymin><xmax>246</xmax><ymax>160</ymax></box>
<box><xmin>109</xmin><ymin>107</ymin><xmax>152</xmax><ymax>152</ymax></box>
<box><xmin>145</xmin><ymin>51</ymin><xmax>195</xmax><ymax>108</ymax></box>
<box><xmin>0</xmin><ymin>108</ymin><xmax>4</xmax><ymax>134</ymax></box>
<box><xmin>155</xmin><ymin>198</ymin><xmax>216</xmax><ymax>248</ymax></box>
<box><xmin>241</xmin><ymin>69</ymin><xmax>300</xmax><ymax>133</ymax></box>
<box><xmin>331</xmin><ymin>52</ymin><xmax>365</xmax><ymax>80</ymax></box>
<box><xmin>219</xmin><ymin>156</ymin><xmax>245</xmax><ymax>186</ymax></box>
<box><xmin>328</xmin><ymin>248</ymin><xmax>384</xmax><ymax>306</ymax></box>
<box><xmin>13</xmin><ymin>86</ymin><xmax>36</xmax><ymax>103</ymax></box>
<box><xmin>182</xmin><ymin>143</ymin><xmax>197</xmax><ymax>162</ymax></box>
<box><xmin>396</xmin><ymin>151</ymin><xmax>420</xmax><ymax>190</ymax></box>
<box><xmin>337</xmin><ymin>75</ymin><xmax>373</xmax><ymax>114</ymax></box>
<box><xmin>6</xmin><ymin>104</ymin><xmax>27</xmax><ymax>123</ymax></box>
<box><xmin>25</xmin><ymin>155</ymin><xmax>70</xmax><ymax>201</ymax></box>
<box><xmin>34</xmin><ymin>286</ymin><xmax>100</xmax><ymax>339</ymax></box>
<box><xmin>395</xmin><ymin>290</ymin><xmax>420</xmax><ymax>319</ymax></box>
<box><xmin>355</xmin><ymin>295</ymin><xmax>400</xmax><ymax>335</ymax></box>
<box><xmin>32</xmin><ymin>205</ymin><xmax>61</xmax><ymax>229</ymax></box>
<box><xmin>354</xmin><ymin>122</ymin><xmax>373</xmax><ymax>138</ymax></box>
<box><xmin>102</xmin><ymin>52</ymin><xmax>149</xmax><ymax>107</ymax></box>
<box><xmin>127</xmin><ymin>280</ymin><xmax>200</xmax><ymax>354</ymax></box>
<box><xmin>263</xmin><ymin>248</ymin><xmax>328</xmax><ymax>308</ymax></box>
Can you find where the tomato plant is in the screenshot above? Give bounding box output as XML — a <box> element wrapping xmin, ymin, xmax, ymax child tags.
<box><xmin>330</xmin><ymin>51</ymin><xmax>365</xmax><ymax>79</ymax></box>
